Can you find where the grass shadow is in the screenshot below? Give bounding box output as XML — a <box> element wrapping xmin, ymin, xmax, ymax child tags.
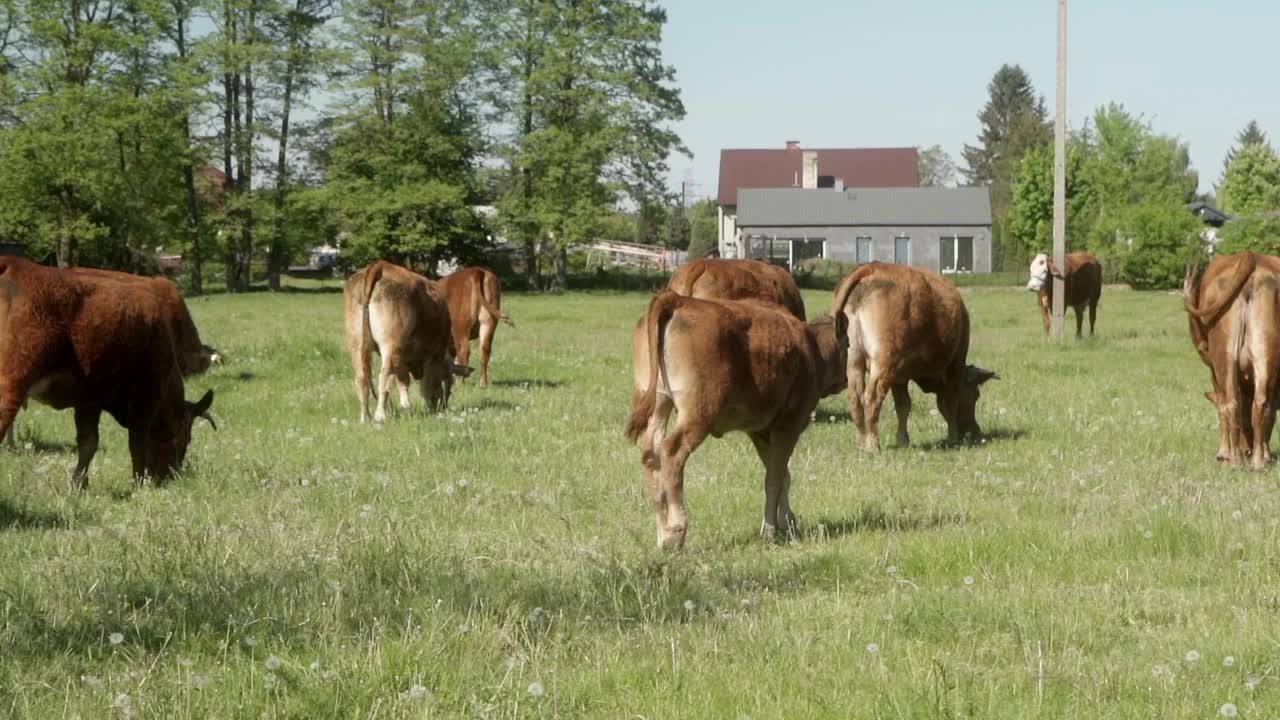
<box><xmin>805</xmin><ymin>506</ymin><xmax>965</xmax><ymax>539</ymax></box>
<box><xmin>10</xmin><ymin>437</ymin><xmax>78</xmax><ymax>455</ymax></box>
<box><xmin>230</xmin><ymin>371</ymin><xmax>256</xmax><ymax>382</ymax></box>
<box><xmin>488</xmin><ymin>378</ymin><xmax>566</xmax><ymax>390</ymax></box>
<box><xmin>813</xmin><ymin>408</ymin><xmax>849</xmax><ymax>424</ymax></box>
<box><xmin>0</xmin><ymin>499</ymin><xmax>69</xmax><ymax>530</ymax></box>
<box><xmin>454</xmin><ymin>399</ymin><xmax>517</xmax><ymax>413</ymax></box>
<box><xmin>914</xmin><ymin>427</ymin><xmax>1027</xmax><ymax>452</ymax></box>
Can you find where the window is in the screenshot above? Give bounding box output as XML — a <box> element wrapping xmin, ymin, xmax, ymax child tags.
<box><xmin>940</xmin><ymin>235</ymin><xmax>974</xmax><ymax>274</ymax></box>
<box><xmin>894</xmin><ymin>236</ymin><xmax>910</xmax><ymax>265</ymax></box>
<box><xmin>746</xmin><ymin>236</ymin><xmax>823</xmax><ymax>270</ymax></box>
<box><xmin>792</xmin><ymin>238</ymin><xmax>825</xmax><ymax>265</ymax></box>
<box><xmin>856</xmin><ymin>237</ymin><xmax>872</xmax><ymax>264</ymax></box>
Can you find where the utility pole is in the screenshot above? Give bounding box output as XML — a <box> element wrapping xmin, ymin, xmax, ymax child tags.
<box><xmin>1051</xmin><ymin>0</ymin><xmax>1068</xmax><ymax>339</ymax></box>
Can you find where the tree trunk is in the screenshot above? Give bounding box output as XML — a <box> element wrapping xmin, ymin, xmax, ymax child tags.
<box><xmin>222</xmin><ymin>0</ymin><xmax>240</xmax><ymax>291</ymax></box>
<box><xmin>176</xmin><ymin>6</ymin><xmax>204</xmax><ymax>294</ymax></box>
<box><xmin>520</xmin><ymin>15</ymin><xmax>539</xmax><ymax>288</ymax></box>
<box><xmin>238</xmin><ymin>4</ymin><xmax>256</xmax><ymax>290</ymax></box>
<box><xmin>552</xmin><ymin>245</ymin><xmax>567</xmax><ymax>292</ymax></box>
<box><xmin>269</xmin><ymin>8</ymin><xmax>301</xmax><ymax>292</ymax></box>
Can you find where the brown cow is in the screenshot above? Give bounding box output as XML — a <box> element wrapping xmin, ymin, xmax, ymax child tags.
<box><xmin>0</xmin><ymin>257</ymin><xmax>215</xmax><ymax>487</ymax></box>
<box><xmin>1026</xmin><ymin>252</ymin><xmax>1103</xmax><ymax>337</ymax></box>
<box><xmin>625</xmin><ymin>291</ymin><xmax>847</xmax><ymax>550</ymax></box>
<box><xmin>438</xmin><ymin>267</ymin><xmax>513</xmax><ymax>389</ymax></box>
<box><xmin>832</xmin><ymin>262</ymin><xmax>997</xmax><ymax>451</ymax></box>
<box><xmin>2</xmin><ymin>267</ymin><xmax>220</xmax><ymax>448</ymax></box>
<box><xmin>1184</xmin><ymin>252</ymin><xmax>1280</xmax><ymax>470</ymax></box>
<box><xmin>345</xmin><ymin>261</ymin><xmax>470</xmax><ymax>423</ymax></box>
<box><xmin>667</xmin><ymin>258</ymin><xmax>806</xmax><ymax>319</ymax></box>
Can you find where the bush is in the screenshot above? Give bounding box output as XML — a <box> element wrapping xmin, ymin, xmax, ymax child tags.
<box><xmin>1215</xmin><ymin>212</ymin><xmax>1280</xmax><ymax>256</ymax></box>
<box><xmin>1087</xmin><ymin>203</ymin><xmax>1203</xmax><ymax>289</ymax></box>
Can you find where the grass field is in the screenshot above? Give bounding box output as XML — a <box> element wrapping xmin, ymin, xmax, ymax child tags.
<box><xmin>2</xmin><ymin>283</ymin><xmax>1279</xmax><ymax>719</ymax></box>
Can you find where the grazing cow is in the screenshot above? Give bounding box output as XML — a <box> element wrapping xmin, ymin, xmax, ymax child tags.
<box><xmin>832</xmin><ymin>262</ymin><xmax>997</xmax><ymax>451</ymax></box>
<box><xmin>344</xmin><ymin>261</ymin><xmax>470</xmax><ymax>423</ymax></box>
<box><xmin>0</xmin><ymin>257</ymin><xmax>215</xmax><ymax>487</ymax></box>
<box><xmin>1184</xmin><ymin>252</ymin><xmax>1280</xmax><ymax>469</ymax></box>
<box><xmin>667</xmin><ymin>258</ymin><xmax>806</xmax><ymax>319</ymax></box>
<box><xmin>439</xmin><ymin>267</ymin><xmax>514</xmax><ymax>389</ymax></box>
<box><xmin>2</xmin><ymin>267</ymin><xmax>220</xmax><ymax>449</ymax></box>
<box><xmin>624</xmin><ymin>291</ymin><xmax>847</xmax><ymax>550</ymax></box>
<box><xmin>1026</xmin><ymin>252</ymin><xmax>1103</xmax><ymax>337</ymax></box>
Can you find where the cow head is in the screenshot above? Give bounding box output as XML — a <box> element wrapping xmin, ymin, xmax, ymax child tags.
<box><xmin>1026</xmin><ymin>253</ymin><xmax>1051</xmax><ymax>291</ymax></box>
<box><xmin>954</xmin><ymin>365</ymin><xmax>999</xmax><ymax>439</ymax></box>
<box><xmin>146</xmin><ymin>389</ymin><xmax>215</xmax><ymax>482</ymax></box>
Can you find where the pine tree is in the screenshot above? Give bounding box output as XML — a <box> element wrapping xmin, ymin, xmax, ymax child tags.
<box><xmin>1219</xmin><ymin>120</ymin><xmax>1269</xmax><ymax>188</ymax></box>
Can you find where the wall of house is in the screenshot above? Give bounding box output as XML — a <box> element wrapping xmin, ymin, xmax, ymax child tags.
<box><xmin>735</xmin><ymin>225</ymin><xmax>992</xmax><ymax>273</ymax></box>
<box><xmin>717</xmin><ymin>207</ymin><xmax>740</xmax><ymax>258</ymax></box>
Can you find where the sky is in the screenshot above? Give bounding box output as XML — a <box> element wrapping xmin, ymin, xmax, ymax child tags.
<box><xmin>657</xmin><ymin>0</ymin><xmax>1280</xmax><ymax>200</ymax></box>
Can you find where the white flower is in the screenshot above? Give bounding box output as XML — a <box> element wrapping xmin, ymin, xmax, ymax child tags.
<box><xmin>81</xmin><ymin>675</ymin><xmax>102</xmax><ymax>687</ymax></box>
<box><xmin>865</xmin><ymin>643</ymin><xmax>879</xmax><ymax>654</ymax></box>
<box><xmin>264</xmin><ymin>655</ymin><xmax>283</xmax><ymax>671</ymax></box>
<box><xmin>1185</xmin><ymin>650</ymin><xmax>1201</xmax><ymax>663</ymax></box>
<box><xmin>264</xmin><ymin>672</ymin><xmax>278</xmax><ymax>689</ymax></box>
<box><xmin>683</xmin><ymin>600</ymin><xmax>695</xmax><ymax>612</ymax></box>
<box><xmin>191</xmin><ymin>674</ymin><xmax>211</xmax><ymax>689</ymax></box>
<box><xmin>110</xmin><ymin>693</ymin><xmax>132</xmax><ymax>711</ymax></box>
<box><xmin>1221</xmin><ymin>703</ymin><xmax>1238</xmax><ymax>718</ymax></box>
<box><xmin>242</xmin><ymin>636</ymin><xmax>258</xmax><ymax>649</ymax></box>
<box><xmin>529</xmin><ymin>607</ymin><xmax>545</xmax><ymax>622</ymax></box>
<box><xmin>109</xmin><ymin>632</ymin><xmax>125</xmax><ymax>646</ymax></box>
<box><xmin>1152</xmin><ymin>664</ymin><xmax>1172</xmax><ymax>678</ymax></box>
<box><xmin>400</xmin><ymin>684</ymin><xmax>430</xmax><ymax>702</ymax></box>
<box><xmin>1223</xmin><ymin>656</ymin><xmax>1235</xmax><ymax>668</ymax></box>
<box><xmin>963</xmin><ymin>576</ymin><xmax>975</xmax><ymax>586</ymax></box>
<box><xmin>527</xmin><ymin>681</ymin><xmax>545</xmax><ymax>698</ymax></box>
<box><xmin>1232</xmin><ymin>510</ymin><xmax>1244</xmax><ymax>521</ymax></box>
<box><xmin>1143</xmin><ymin>530</ymin><xmax>1154</xmax><ymax>539</ymax></box>
<box><xmin>1246</xmin><ymin>675</ymin><xmax>1261</xmax><ymax>691</ymax></box>
<box><xmin>885</xmin><ymin>565</ymin><xmax>897</xmax><ymax>574</ymax></box>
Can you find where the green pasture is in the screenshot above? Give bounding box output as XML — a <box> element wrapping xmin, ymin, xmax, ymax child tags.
<box><xmin>1</xmin><ymin>284</ymin><xmax>1277</xmax><ymax>719</ymax></box>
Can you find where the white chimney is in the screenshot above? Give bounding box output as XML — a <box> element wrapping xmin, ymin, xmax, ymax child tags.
<box><xmin>801</xmin><ymin>151</ymin><xmax>818</xmax><ymax>189</ymax></box>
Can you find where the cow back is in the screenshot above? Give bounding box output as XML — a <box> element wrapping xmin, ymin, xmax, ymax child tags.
<box><xmin>668</xmin><ymin>259</ymin><xmax>806</xmax><ymax>320</ymax></box>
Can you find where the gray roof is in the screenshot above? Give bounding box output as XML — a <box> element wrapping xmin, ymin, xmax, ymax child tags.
<box><xmin>736</xmin><ymin>187</ymin><xmax>992</xmax><ymax>227</ymax></box>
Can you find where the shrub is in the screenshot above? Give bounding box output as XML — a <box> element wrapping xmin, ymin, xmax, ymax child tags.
<box><xmin>1087</xmin><ymin>203</ymin><xmax>1203</xmax><ymax>289</ymax></box>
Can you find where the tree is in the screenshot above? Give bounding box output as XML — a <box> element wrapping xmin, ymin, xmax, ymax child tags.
<box><xmin>1217</xmin><ymin>143</ymin><xmax>1280</xmax><ymax>216</ymax></box>
<box><xmin>685</xmin><ymin>198</ymin><xmax>718</xmax><ymax>259</ymax></box>
<box><xmin>1090</xmin><ymin>203</ymin><xmax>1202</xmax><ymax>290</ymax></box>
<box><xmin>917</xmin><ymin>145</ymin><xmax>956</xmax><ymax>187</ymax></box>
<box><xmin>961</xmin><ymin>64</ymin><xmax>1050</xmax><ymax>194</ymax></box>
<box><xmin>1005</xmin><ymin>139</ymin><xmax>1092</xmax><ymax>259</ymax></box>
<box><xmin>1220</xmin><ymin>120</ymin><xmax>1269</xmax><ymax>184</ymax></box>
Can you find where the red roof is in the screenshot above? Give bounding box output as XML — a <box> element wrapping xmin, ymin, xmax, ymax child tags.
<box><xmin>718</xmin><ymin>145</ymin><xmax>919</xmax><ymax>206</ymax></box>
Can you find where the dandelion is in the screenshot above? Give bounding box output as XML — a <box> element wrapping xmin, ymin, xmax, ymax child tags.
<box><xmin>191</xmin><ymin>674</ymin><xmax>211</xmax><ymax>690</ymax></box>
<box><xmin>1143</xmin><ymin>530</ymin><xmax>1154</xmax><ymax>539</ymax></box>
<box><xmin>242</xmin><ymin>636</ymin><xmax>258</xmax><ymax>649</ymax></box>
<box><xmin>885</xmin><ymin>565</ymin><xmax>897</xmax><ymax>574</ymax></box>
<box><xmin>264</xmin><ymin>672</ymin><xmax>279</xmax><ymax>689</ymax></box>
<box><xmin>1221</xmin><ymin>703</ymin><xmax>1238</xmax><ymax>718</ymax></box>
<box><xmin>683</xmin><ymin>599</ymin><xmax>696</xmax><ymax>613</ymax></box>
<box><xmin>109</xmin><ymin>632</ymin><xmax>125</xmax><ymax>646</ymax></box>
<box><xmin>1232</xmin><ymin>510</ymin><xmax>1244</xmax><ymax>521</ymax></box>
<box><xmin>866</xmin><ymin>643</ymin><xmax>879</xmax><ymax>654</ymax></box>
<box><xmin>1223</xmin><ymin>656</ymin><xmax>1235</xmax><ymax>668</ymax></box>
<box><xmin>1152</xmin><ymin>664</ymin><xmax>1172</xmax><ymax>678</ymax></box>
<box><xmin>400</xmin><ymin>684</ymin><xmax>430</xmax><ymax>702</ymax></box>
<box><xmin>1246</xmin><ymin>675</ymin><xmax>1261</xmax><ymax>691</ymax></box>
<box><xmin>527</xmin><ymin>681</ymin><xmax>545</xmax><ymax>698</ymax></box>
<box><xmin>110</xmin><ymin>693</ymin><xmax>132</xmax><ymax>716</ymax></box>
<box><xmin>1185</xmin><ymin>650</ymin><xmax>1201</xmax><ymax>663</ymax></box>
<box><xmin>264</xmin><ymin>655</ymin><xmax>283</xmax><ymax>671</ymax></box>
<box><xmin>309</xmin><ymin>661</ymin><xmax>321</xmax><ymax>672</ymax></box>
<box><xmin>963</xmin><ymin>575</ymin><xmax>975</xmax><ymax>586</ymax></box>
<box><xmin>529</xmin><ymin>607</ymin><xmax>545</xmax><ymax>623</ymax></box>
<box><xmin>81</xmin><ymin>675</ymin><xmax>102</xmax><ymax>687</ymax></box>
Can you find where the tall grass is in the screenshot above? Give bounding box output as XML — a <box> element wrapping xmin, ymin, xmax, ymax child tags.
<box><xmin>0</xmin><ymin>286</ymin><xmax>1275</xmax><ymax>718</ymax></box>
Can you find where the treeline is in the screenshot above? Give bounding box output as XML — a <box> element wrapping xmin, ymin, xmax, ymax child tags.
<box><xmin>958</xmin><ymin>64</ymin><xmax>1280</xmax><ymax>288</ymax></box>
<box><xmin>0</xmin><ymin>0</ymin><xmax>686</xmax><ymax>292</ymax></box>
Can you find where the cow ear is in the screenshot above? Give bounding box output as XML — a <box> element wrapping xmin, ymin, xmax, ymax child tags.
<box><xmin>965</xmin><ymin>365</ymin><xmax>998</xmax><ymax>385</ymax></box>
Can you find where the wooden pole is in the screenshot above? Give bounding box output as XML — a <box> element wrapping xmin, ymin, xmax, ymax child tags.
<box><xmin>1051</xmin><ymin>0</ymin><xmax>1068</xmax><ymax>339</ymax></box>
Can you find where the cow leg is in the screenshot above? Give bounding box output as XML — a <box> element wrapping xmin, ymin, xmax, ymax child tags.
<box><xmin>860</xmin><ymin>362</ymin><xmax>892</xmax><ymax>452</ymax></box>
<box><xmin>846</xmin><ymin>358</ymin><xmax>868</xmax><ymax>447</ymax></box>
<box><xmin>127</xmin><ymin>426</ymin><xmax>148</xmax><ymax>485</ymax></box>
<box><xmin>351</xmin><ymin>343</ymin><xmax>373</xmax><ymax>424</ymax></box>
<box><xmin>891</xmin><ymin>384</ymin><xmax>912</xmax><ymax>448</ymax></box>
<box><xmin>1088</xmin><ymin>299</ymin><xmax>1098</xmax><ymax>335</ymax></box>
<box><xmin>1252</xmin><ymin>367</ymin><xmax>1278</xmax><ymax>471</ymax></box>
<box><xmin>752</xmin><ymin>429</ymin><xmax>801</xmax><ymax>543</ymax></box>
<box><xmin>454</xmin><ymin>330</ymin><xmax>472</xmax><ymax>385</ymax></box>
<box><xmin>373</xmin><ymin>352</ymin><xmax>399</xmax><ymax>423</ymax></box>
<box><xmin>395</xmin><ymin>368</ymin><xmax>412</xmax><ymax>414</ymax></box>
<box><xmin>0</xmin><ymin>385</ymin><xmax>28</xmax><ymax>454</ymax></box>
<box><xmin>656</xmin><ymin>421</ymin><xmax>707</xmax><ymax>551</ymax></box>
<box><xmin>1039</xmin><ymin>296</ymin><xmax>1051</xmax><ymax>337</ymax></box>
<box><xmin>1074</xmin><ymin>306</ymin><xmax>1084</xmax><ymax>338</ymax></box>
<box><xmin>71</xmin><ymin>406</ymin><xmax>102</xmax><ymax>490</ymax></box>
<box><xmin>2</xmin><ymin>419</ymin><xmax>14</xmax><ymax>449</ymax></box>
<box><xmin>640</xmin><ymin>394</ymin><xmax>674</xmax><ymax>544</ymax></box>
<box><xmin>477</xmin><ymin>317</ymin><xmax>497</xmax><ymax>389</ymax></box>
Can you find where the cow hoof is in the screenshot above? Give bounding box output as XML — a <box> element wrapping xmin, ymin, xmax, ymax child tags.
<box><xmin>657</xmin><ymin>525</ymin><xmax>687</xmax><ymax>551</ymax></box>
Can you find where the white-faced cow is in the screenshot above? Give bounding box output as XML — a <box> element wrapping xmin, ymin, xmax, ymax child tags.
<box><xmin>0</xmin><ymin>257</ymin><xmax>215</xmax><ymax>487</ymax></box>
<box><xmin>439</xmin><ymin>267</ymin><xmax>513</xmax><ymax>389</ymax></box>
<box><xmin>1184</xmin><ymin>252</ymin><xmax>1280</xmax><ymax>470</ymax></box>
<box><xmin>625</xmin><ymin>291</ymin><xmax>847</xmax><ymax>550</ymax></box>
<box><xmin>344</xmin><ymin>261</ymin><xmax>470</xmax><ymax>423</ymax></box>
<box><xmin>832</xmin><ymin>262</ymin><xmax>997</xmax><ymax>451</ymax></box>
<box><xmin>1026</xmin><ymin>252</ymin><xmax>1103</xmax><ymax>337</ymax></box>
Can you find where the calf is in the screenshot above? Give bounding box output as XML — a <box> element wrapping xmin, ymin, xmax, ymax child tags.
<box><xmin>667</xmin><ymin>258</ymin><xmax>806</xmax><ymax>319</ymax></box>
<box><xmin>0</xmin><ymin>257</ymin><xmax>215</xmax><ymax>487</ymax></box>
<box><xmin>345</xmin><ymin>261</ymin><xmax>469</xmax><ymax>423</ymax></box>
<box><xmin>439</xmin><ymin>267</ymin><xmax>514</xmax><ymax>389</ymax></box>
<box><xmin>625</xmin><ymin>291</ymin><xmax>846</xmax><ymax>550</ymax></box>
<box><xmin>1184</xmin><ymin>252</ymin><xmax>1280</xmax><ymax>469</ymax></box>
<box><xmin>1026</xmin><ymin>252</ymin><xmax>1103</xmax><ymax>337</ymax></box>
<box><xmin>832</xmin><ymin>262</ymin><xmax>997</xmax><ymax>451</ymax></box>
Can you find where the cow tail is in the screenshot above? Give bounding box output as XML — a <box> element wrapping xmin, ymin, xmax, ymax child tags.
<box><xmin>360</xmin><ymin>262</ymin><xmax>387</xmax><ymax>341</ymax></box>
<box><xmin>625</xmin><ymin>290</ymin><xmax>680</xmax><ymax>443</ymax></box>
<box><xmin>831</xmin><ymin>263</ymin><xmax>877</xmax><ymax>320</ymax></box>
<box><xmin>1187</xmin><ymin>252</ymin><xmax>1256</xmax><ymax>326</ymax></box>
<box><xmin>1183</xmin><ymin>261</ymin><xmax>1210</xmax><ymax>361</ymax></box>
<box><xmin>480</xmin><ymin>272</ymin><xmax>514</xmax><ymax>327</ymax></box>
<box><xmin>1226</xmin><ymin>278</ymin><xmax>1250</xmax><ymax>456</ymax></box>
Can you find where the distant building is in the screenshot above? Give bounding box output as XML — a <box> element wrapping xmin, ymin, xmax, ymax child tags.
<box><xmin>735</xmin><ymin>186</ymin><xmax>993</xmax><ymax>274</ymax></box>
<box><xmin>1186</xmin><ymin>201</ymin><xmax>1231</xmax><ymax>250</ymax></box>
<box><xmin>717</xmin><ymin>141</ymin><xmax>919</xmax><ymax>257</ymax></box>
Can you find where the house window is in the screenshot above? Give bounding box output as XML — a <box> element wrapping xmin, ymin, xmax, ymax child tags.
<box><xmin>940</xmin><ymin>236</ymin><xmax>974</xmax><ymax>274</ymax></box>
<box><xmin>894</xmin><ymin>236</ymin><xmax>910</xmax><ymax>264</ymax></box>
<box><xmin>855</xmin><ymin>237</ymin><xmax>872</xmax><ymax>264</ymax></box>
<box><xmin>792</xmin><ymin>238</ymin><xmax>825</xmax><ymax>265</ymax></box>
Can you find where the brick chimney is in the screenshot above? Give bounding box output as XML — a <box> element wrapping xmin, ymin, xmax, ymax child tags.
<box><xmin>785</xmin><ymin>140</ymin><xmax>800</xmax><ymax>151</ymax></box>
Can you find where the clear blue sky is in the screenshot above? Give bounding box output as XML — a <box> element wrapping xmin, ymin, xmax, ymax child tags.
<box><xmin>658</xmin><ymin>0</ymin><xmax>1280</xmax><ymax>199</ymax></box>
